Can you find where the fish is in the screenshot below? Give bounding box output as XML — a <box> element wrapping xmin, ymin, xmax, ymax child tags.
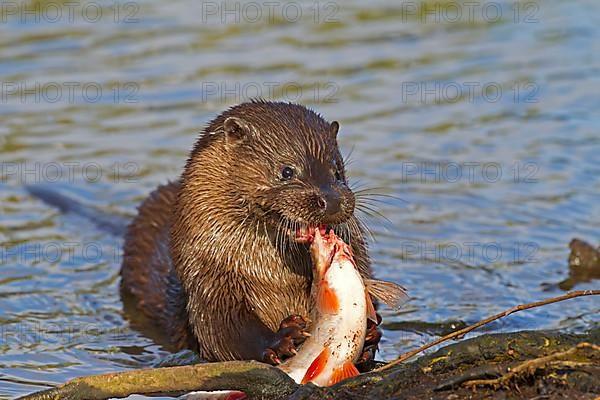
<box><xmin>279</xmin><ymin>228</ymin><xmax>408</xmax><ymax>386</ymax></box>
<box><xmin>178</xmin><ymin>390</ymin><xmax>246</xmax><ymax>400</ymax></box>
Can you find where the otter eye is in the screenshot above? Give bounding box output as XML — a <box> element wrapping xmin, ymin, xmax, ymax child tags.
<box><xmin>281</xmin><ymin>166</ymin><xmax>295</xmax><ymax>181</ymax></box>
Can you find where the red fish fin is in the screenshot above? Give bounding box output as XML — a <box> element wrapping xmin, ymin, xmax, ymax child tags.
<box><xmin>328</xmin><ymin>360</ymin><xmax>360</xmax><ymax>385</ymax></box>
<box><xmin>301</xmin><ymin>346</ymin><xmax>331</xmax><ymax>384</ymax></box>
<box><xmin>226</xmin><ymin>392</ymin><xmax>248</xmax><ymax>400</ymax></box>
<box><xmin>365</xmin><ymin>289</ymin><xmax>378</xmax><ymax>323</ymax></box>
<box><xmin>317</xmin><ymin>281</ymin><xmax>339</xmax><ymax>314</ymax></box>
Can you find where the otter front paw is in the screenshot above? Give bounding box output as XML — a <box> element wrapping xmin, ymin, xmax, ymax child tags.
<box><xmin>261</xmin><ymin>315</ymin><xmax>309</xmax><ymax>365</ymax></box>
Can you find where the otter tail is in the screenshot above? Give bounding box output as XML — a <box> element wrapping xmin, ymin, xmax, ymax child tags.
<box><xmin>26</xmin><ymin>185</ymin><xmax>129</xmax><ymax>236</ymax></box>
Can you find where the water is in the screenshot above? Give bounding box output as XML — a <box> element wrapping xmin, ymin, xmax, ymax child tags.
<box><xmin>1</xmin><ymin>0</ymin><xmax>599</xmax><ymax>397</ymax></box>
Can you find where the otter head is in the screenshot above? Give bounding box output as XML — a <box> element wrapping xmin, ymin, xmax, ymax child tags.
<box><xmin>197</xmin><ymin>101</ymin><xmax>356</xmax><ymax>241</ymax></box>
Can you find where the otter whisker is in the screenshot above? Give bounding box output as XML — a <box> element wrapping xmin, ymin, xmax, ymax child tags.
<box><xmin>342</xmin><ymin>145</ymin><xmax>356</xmax><ymax>167</ymax></box>
<box><xmin>275</xmin><ymin>215</ymin><xmax>287</xmax><ymax>255</ymax></box>
<box><xmin>286</xmin><ymin>219</ymin><xmax>297</xmax><ymax>251</ymax></box>
<box><xmin>286</xmin><ymin>219</ymin><xmax>294</xmax><ymax>254</ymax></box>
<box><xmin>354</xmin><ymin>190</ymin><xmax>409</xmax><ymax>205</ymax></box>
<box><xmin>276</xmin><ymin>219</ymin><xmax>283</xmax><ymax>254</ymax></box>
<box><xmin>351</xmin><ymin>183</ymin><xmax>391</xmax><ymax>192</ymax></box>
<box><xmin>355</xmin><ymin>198</ymin><xmax>402</xmax><ymax>220</ymax></box>
<box><xmin>282</xmin><ymin>217</ymin><xmax>292</xmax><ymax>254</ymax></box>
<box><xmin>299</xmin><ymin>220</ymin><xmax>309</xmax><ymax>253</ymax></box>
<box><xmin>352</xmin><ymin>183</ymin><xmax>408</xmax><ymax>205</ymax></box>
<box><xmin>343</xmin><ymin>222</ymin><xmax>352</xmax><ymax>244</ymax></box>
<box><xmin>344</xmin><ymin>223</ymin><xmax>354</xmax><ymax>246</ymax></box>
<box><xmin>335</xmin><ymin>222</ymin><xmax>351</xmax><ymax>245</ymax></box>
<box><xmin>355</xmin><ymin>197</ymin><xmax>388</xmax><ymax>208</ymax></box>
<box><xmin>349</xmin><ymin>180</ymin><xmax>369</xmax><ymax>193</ymax></box>
<box><xmin>350</xmin><ymin>215</ymin><xmax>376</xmax><ymax>244</ymax></box>
<box><xmin>353</xmin><ymin>186</ymin><xmax>392</xmax><ymax>194</ymax></box>
<box><xmin>355</xmin><ymin>203</ymin><xmax>395</xmax><ymax>228</ymax></box>
<box><xmin>283</xmin><ymin>218</ymin><xmax>290</xmax><ymax>253</ymax></box>
<box><xmin>355</xmin><ymin>203</ymin><xmax>396</xmax><ymax>233</ymax></box>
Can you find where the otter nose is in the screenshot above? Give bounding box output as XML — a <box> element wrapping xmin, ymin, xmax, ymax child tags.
<box><xmin>316</xmin><ymin>189</ymin><xmax>342</xmax><ymax>217</ymax></box>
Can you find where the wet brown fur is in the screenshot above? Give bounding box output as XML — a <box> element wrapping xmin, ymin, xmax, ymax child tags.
<box><xmin>121</xmin><ymin>101</ymin><xmax>372</xmax><ymax>362</ymax></box>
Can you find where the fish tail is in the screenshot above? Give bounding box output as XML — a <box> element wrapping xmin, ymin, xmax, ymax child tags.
<box><xmin>328</xmin><ymin>360</ymin><xmax>360</xmax><ymax>385</ymax></box>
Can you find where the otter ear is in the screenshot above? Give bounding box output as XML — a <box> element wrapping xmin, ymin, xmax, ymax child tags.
<box><xmin>330</xmin><ymin>121</ymin><xmax>340</xmax><ymax>139</ymax></box>
<box><xmin>224</xmin><ymin>117</ymin><xmax>253</xmax><ymax>143</ymax></box>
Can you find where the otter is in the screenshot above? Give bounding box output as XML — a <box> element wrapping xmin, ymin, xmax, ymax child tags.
<box><xmin>121</xmin><ymin>100</ymin><xmax>380</xmax><ymax>365</ymax></box>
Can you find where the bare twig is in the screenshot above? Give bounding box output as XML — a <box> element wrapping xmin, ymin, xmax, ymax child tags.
<box><xmin>375</xmin><ymin>290</ymin><xmax>600</xmax><ymax>372</ymax></box>
<box><xmin>463</xmin><ymin>342</ymin><xmax>600</xmax><ymax>388</ymax></box>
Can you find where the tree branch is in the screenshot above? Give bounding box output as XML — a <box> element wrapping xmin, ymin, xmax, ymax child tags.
<box><xmin>375</xmin><ymin>290</ymin><xmax>600</xmax><ymax>372</ymax></box>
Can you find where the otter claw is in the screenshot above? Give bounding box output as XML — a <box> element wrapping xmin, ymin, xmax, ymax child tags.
<box><xmin>262</xmin><ymin>314</ymin><xmax>309</xmax><ymax>365</ymax></box>
<box><xmin>262</xmin><ymin>348</ymin><xmax>282</xmax><ymax>365</ymax></box>
<box><xmin>279</xmin><ymin>314</ymin><xmax>307</xmax><ymax>329</ymax></box>
<box><xmin>364</xmin><ymin>325</ymin><xmax>382</xmax><ymax>343</ymax></box>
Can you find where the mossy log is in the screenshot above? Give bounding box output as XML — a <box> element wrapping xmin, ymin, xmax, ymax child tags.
<box><xmin>20</xmin><ymin>327</ymin><xmax>600</xmax><ymax>400</ymax></box>
<box><xmin>18</xmin><ymin>361</ymin><xmax>297</xmax><ymax>400</ymax></box>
